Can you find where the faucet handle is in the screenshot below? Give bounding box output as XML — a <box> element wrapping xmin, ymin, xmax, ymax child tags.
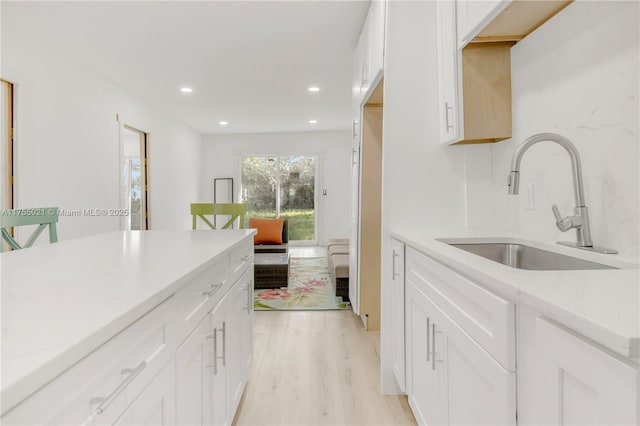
<box><xmin>552</xmin><ymin>205</ymin><xmax>573</xmax><ymax>232</ymax></box>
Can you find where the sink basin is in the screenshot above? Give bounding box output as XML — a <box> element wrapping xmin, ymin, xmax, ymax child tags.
<box><xmin>439</xmin><ymin>241</ymin><xmax>617</xmax><ymax>271</ymax></box>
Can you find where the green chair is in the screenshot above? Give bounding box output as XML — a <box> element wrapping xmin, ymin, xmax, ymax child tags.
<box><xmin>191</xmin><ymin>203</ymin><xmax>247</xmax><ymax>230</ymax></box>
<box><xmin>1</xmin><ymin>207</ymin><xmax>59</xmax><ymax>252</ymax></box>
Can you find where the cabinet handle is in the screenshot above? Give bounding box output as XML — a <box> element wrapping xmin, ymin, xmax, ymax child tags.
<box><xmin>431</xmin><ymin>323</ymin><xmax>443</xmax><ymax>370</ymax></box>
<box><xmin>221</xmin><ymin>321</ymin><xmax>227</xmax><ymax>367</ymax></box>
<box><xmin>90</xmin><ymin>361</ymin><xmax>147</xmax><ymax>415</ymax></box>
<box><xmin>246</xmin><ymin>281</ymin><xmax>253</xmax><ymax>313</ymax></box>
<box><xmin>445</xmin><ymin>102</ymin><xmax>454</xmax><ymax>132</ymax></box>
<box><xmin>392</xmin><ymin>251</ymin><xmax>401</xmax><ymax>279</ymax></box>
<box><xmin>352</xmin><ymin>148</ymin><xmax>358</xmax><ymax>166</ymax></box>
<box><xmin>426</xmin><ymin>317</ymin><xmax>431</xmax><ymax>362</ymax></box>
<box><xmin>202</xmin><ymin>281</ymin><xmax>224</xmax><ymax>297</ymax></box>
<box><xmin>352</xmin><ymin>120</ymin><xmax>358</xmax><ymax>139</ymax></box>
<box><xmin>205</xmin><ymin>333</ymin><xmax>218</xmax><ymax>374</ymax></box>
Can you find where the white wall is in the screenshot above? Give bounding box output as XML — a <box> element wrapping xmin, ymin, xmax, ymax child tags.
<box><xmin>379</xmin><ymin>0</ymin><xmax>468</xmax><ymax>394</ymax></box>
<box><xmin>471</xmin><ymin>1</ymin><xmax>639</xmax><ymax>256</ymax></box>
<box><xmin>2</xmin><ymin>43</ymin><xmax>203</xmax><ymax>240</ymax></box>
<box><xmin>200</xmin><ymin>131</ymin><xmax>351</xmax><ymax>244</ymax></box>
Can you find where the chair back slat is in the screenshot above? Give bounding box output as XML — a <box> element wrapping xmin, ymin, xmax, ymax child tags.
<box><xmin>0</xmin><ymin>207</ymin><xmax>59</xmax><ymax>252</ymax></box>
<box><xmin>190</xmin><ymin>203</ymin><xmax>246</xmax><ymax>230</ymax></box>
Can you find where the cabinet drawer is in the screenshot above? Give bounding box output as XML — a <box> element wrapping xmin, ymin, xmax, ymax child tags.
<box><xmin>174</xmin><ymin>258</ymin><xmax>228</xmax><ymax>343</ymax></box>
<box><xmin>2</xmin><ymin>299</ymin><xmax>175</xmax><ymax>426</ymax></box>
<box><xmin>229</xmin><ymin>241</ymin><xmax>253</xmax><ymax>283</ymax></box>
<box><xmin>406</xmin><ymin>247</ymin><xmax>515</xmax><ymax>370</ymax></box>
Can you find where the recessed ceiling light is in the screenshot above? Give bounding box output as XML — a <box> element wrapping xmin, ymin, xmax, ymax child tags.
<box><xmin>308</xmin><ymin>86</ymin><xmax>320</xmax><ymax>93</ymax></box>
<box><xmin>180</xmin><ymin>87</ymin><xmax>193</xmax><ymax>93</ymax></box>
<box><xmin>309</xmin><ymin>120</ymin><xmax>318</xmax><ymax>124</ymax></box>
<box><xmin>219</xmin><ymin>121</ymin><xmax>228</xmax><ymax>126</ymax></box>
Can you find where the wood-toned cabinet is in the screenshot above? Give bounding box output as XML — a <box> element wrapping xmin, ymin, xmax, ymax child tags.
<box><xmin>390</xmin><ymin>238</ymin><xmax>406</xmax><ymax>391</ymax></box>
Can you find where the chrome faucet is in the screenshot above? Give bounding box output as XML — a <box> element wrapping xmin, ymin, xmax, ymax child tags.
<box><xmin>507</xmin><ymin>133</ymin><xmax>617</xmax><ymax>254</ymax></box>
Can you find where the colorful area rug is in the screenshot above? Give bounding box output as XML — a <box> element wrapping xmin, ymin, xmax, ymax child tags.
<box><xmin>254</xmin><ymin>257</ymin><xmax>350</xmax><ymax>310</ymax></box>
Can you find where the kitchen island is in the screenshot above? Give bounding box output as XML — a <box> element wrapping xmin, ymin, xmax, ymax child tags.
<box><xmin>1</xmin><ymin>230</ymin><xmax>255</xmax><ymax>425</ymax></box>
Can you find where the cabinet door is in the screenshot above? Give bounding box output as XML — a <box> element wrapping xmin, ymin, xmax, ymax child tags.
<box><xmin>456</xmin><ymin>0</ymin><xmax>509</xmax><ymax>47</ymax></box>
<box><xmin>390</xmin><ymin>238</ymin><xmax>406</xmax><ymax>391</ymax></box>
<box><xmin>368</xmin><ymin>0</ymin><xmax>386</xmax><ymax>82</ymax></box>
<box><xmin>442</xmin><ymin>308</ymin><xmax>516</xmax><ymax>425</ymax></box>
<box><xmin>175</xmin><ymin>313</ymin><xmax>212</xmax><ymax>426</ymax></box>
<box><xmin>436</xmin><ymin>0</ymin><xmax>461</xmax><ymax>145</ymax></box>
<box><xmin>113</xmin><ymin>361</ymin><xmax>175</xmax><ymax>426</ymax></box>
<box><xmin>240</xmin><ymin>273</ymin><xmax>254</xmax><ymax>382</ymax></box>
<box><xmin>406</xmin><ymin>282</ymin><xmax>447</xmax><ymax>426</ymax></box>
<box><xmin>349</xmin><ymin>138</ymin><xmax>360</xmax><ymax>313</ymax></box>
<box><xmin>223</xmin><ymin>284</ymin><xmax>243</xmax><ymax>426</ymax></box>
<box><xmin>209</xmin><ymin>303</ymin><xmax>228</xmax><ymax>426</ymax></box>
<box><xmin>533</xmin><ymin>318</ymin><xmax>639</xmax><ymax>425</ymax></box>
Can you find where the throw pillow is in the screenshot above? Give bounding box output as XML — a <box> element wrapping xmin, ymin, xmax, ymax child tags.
<box><xmin>250</xmin><ymin>217</ymin><xmax>284</xmax><ymax>245</ymax></box>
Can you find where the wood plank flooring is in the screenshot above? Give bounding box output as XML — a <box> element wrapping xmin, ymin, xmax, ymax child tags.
<box><xmin>233</xmin><ymin>310</ymin><xmax>416</xmax><ymax>425</ymax></box>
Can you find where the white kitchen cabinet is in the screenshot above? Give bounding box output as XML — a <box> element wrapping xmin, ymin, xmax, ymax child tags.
<box><xmin>175</xmin><ymin>313</ymin><xmax>213</xmax><ymax>426</ymax></box>
<box><xmin>406</xmin><ymin>282</ymin><xmax>447</xmax><ymax>426</ymax></box>
<box><xmin>390</xmin><ymin>238</ymin><xmax>406</xmax><ymax>391</ymax></box>
<box><xmin>113</xmin><ymin>361</ymin><xmax>175</xmax><ymax>426</ymax></box>
<box><xmin>407</xmin><ymin>279</ymin><xmax>515</xmax><ymax>426</ymax></box>
<box><xmin>436</xmin><ymin>0</ymin><xmax>461</xmax><ymax>145</ymax></box>
<box><xmin>519</xmin><ymin>314</ymin><xmax>639</xmax><ymax>425</ymax></box>
<box><xmin>240</xmin><ymin>275</ymin><xmax>254</xmax><ymax>383</ymax></box>
<box><xmin>456</xmin><ymin>0</ymin><xmax>509</xmax><ymax>47</ymax></box>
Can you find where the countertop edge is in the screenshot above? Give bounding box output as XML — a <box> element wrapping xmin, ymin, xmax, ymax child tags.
<box><xmin>390</xmin><ymin>229</ymin><xmax>640</xmax><ymax>361</ymax></box>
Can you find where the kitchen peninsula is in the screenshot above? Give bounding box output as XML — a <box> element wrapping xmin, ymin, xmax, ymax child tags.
<box><xmin>1</xmin><ymin>230</ymin><xmax>255</xmax><ymax>425</ymax></box>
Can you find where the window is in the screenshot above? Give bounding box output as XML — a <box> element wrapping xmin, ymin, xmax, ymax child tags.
<box><xmin>240</xmin><ymin>155</ymin><xmax>317</xmax><ymax>243</ymax></box>
<box><xmin>121</xmin><ymin>126</ymin><xmax>149</xmax><ymax>230</ymax></box>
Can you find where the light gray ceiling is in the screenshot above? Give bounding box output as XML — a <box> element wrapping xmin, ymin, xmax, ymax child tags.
<box><xmin>2</xmin><ymin>1</ymin><xmax>370</xmax><ymax>134</ymax></box>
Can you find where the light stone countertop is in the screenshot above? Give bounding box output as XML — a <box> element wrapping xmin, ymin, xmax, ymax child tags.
<box><xmin>391</xmin><ymin>228</ymin><xmax>640</xmax><ymax>361</ymax></box>
<box><xmin>0</xmin><ymin>229</ymin><xmax>255</xmax><ymax>415</ymax></box>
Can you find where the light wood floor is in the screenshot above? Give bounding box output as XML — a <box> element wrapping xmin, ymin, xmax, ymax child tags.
<box><xmin>233</xmin><ymin>310</ymin><xmax>416</xmax><ymax>426</ymax></box>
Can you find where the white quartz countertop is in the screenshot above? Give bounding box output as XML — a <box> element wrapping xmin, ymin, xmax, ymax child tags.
<box><xmin>0</xmin><ymin>230</ymin><xmax>255</xmax><ymax>414</ymax></box>
<box><xmin>391</xmin><ymin>228</ymin><xmax>640</xmax><ymax>361</ymax></box>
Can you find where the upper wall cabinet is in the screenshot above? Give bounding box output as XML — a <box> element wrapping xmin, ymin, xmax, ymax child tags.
<box><xmin>354</xmin><ymin>0</ymin><xmax>386</xmax><ymax>107</ymax></box>
<box><xmin>456</xmin><ymin>1</ymin><xmax>509</xmax><ymax>47</ymax></box>
<box><xmin>437</xmin><ymin>0</ymin><xmax>574</xmax><ymax>145</ymax></box>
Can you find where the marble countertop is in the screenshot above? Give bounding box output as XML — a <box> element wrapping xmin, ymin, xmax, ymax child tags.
<box><xmin>0</xmin><ymin>230</ymin><xmax>255</xmax><ymax>415</ymax></box>
<box><xmin>391</xmin><ymin>228</ymin><xmax>640</xmax><ymax>361</ymax></box>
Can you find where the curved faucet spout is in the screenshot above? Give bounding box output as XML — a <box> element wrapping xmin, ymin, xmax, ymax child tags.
<box><xmin>508</xmin><ymin>133</ymin><xmax>586</xmax><ymax>207</ymax></box>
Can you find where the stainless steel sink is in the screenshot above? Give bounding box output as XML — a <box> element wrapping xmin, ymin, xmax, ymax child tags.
<box><xmin>441</xmin><ymin>242</ymin><xmax>617</xmax><ymax>271</ymax></box>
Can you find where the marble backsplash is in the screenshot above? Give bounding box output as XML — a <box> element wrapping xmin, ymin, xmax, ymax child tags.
<box><xmin>466</xmin><ymin>1</ymin><xmax>639</xmax><ymax>256</ymax></box>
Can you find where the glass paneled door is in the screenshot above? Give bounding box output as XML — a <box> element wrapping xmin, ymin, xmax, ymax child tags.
<box><xmin>240</xmin><ymin>155</ymin><xmax>317</xmax><ymax>243</ymax></box>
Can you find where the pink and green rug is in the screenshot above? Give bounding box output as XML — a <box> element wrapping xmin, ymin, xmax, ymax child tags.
<box><xmin>254</xmin><ymin>257</ymin><xmax>350</xmax><ymax>310</ymax></box>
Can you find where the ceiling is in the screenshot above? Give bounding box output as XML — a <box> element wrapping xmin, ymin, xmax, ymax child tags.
<box><xmin>2</xmin><ymin>1</ymin><xmax>370</xmax><ymax>134</ymax></box>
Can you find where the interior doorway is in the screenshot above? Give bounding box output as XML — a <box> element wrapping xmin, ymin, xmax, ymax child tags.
<box><xmin>121</xmin><ymin>125</ymin><xmax>149</xmax><ymax>230</ymax></box>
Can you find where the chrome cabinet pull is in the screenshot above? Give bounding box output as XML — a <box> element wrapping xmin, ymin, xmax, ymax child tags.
<box><xmin>445</xmin><ymin>102</ymin><xmax>454</xmax><ymax>132</ymax></box>
<box><xmin>426</xmin><ymin>317</ymin><xmax>431</xmax><ymax>362</ymax></box>
<box><xmin>202</xmin><ymin>281</ymin><xmax>224</xmax><ymax>297</ymax></box>
<box><xmin>351</xmin><ymin>148</ymin><xmax>358</xmax><ymax>166</ymax></box>
<box><xmin>205</xmin><ymin>333</ymin><xmax>217</xmax><ymax>374</ymax></box>
<box><xmin>90</xmin><ymin>361</ymin><xmax>147</xmax><ymax>415</ymax></box>
<box><xmin>246</xmin><ymin>281</ymin><xmax>253</xmax><ymax>313</ymax></box>
<box><xmin>431</xmin><ymin>323</ymin><xmax>443</xmax><ymax>370</ymax></box>
<box><xmin>392</xmin><ymin>251</ymin><xmax>401</xmax><ymax>279</ymax></box>
<box><xmin>352</xmin><ymin>120</ymin><xmax>359</xmax><ymax>138</ymax></box>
